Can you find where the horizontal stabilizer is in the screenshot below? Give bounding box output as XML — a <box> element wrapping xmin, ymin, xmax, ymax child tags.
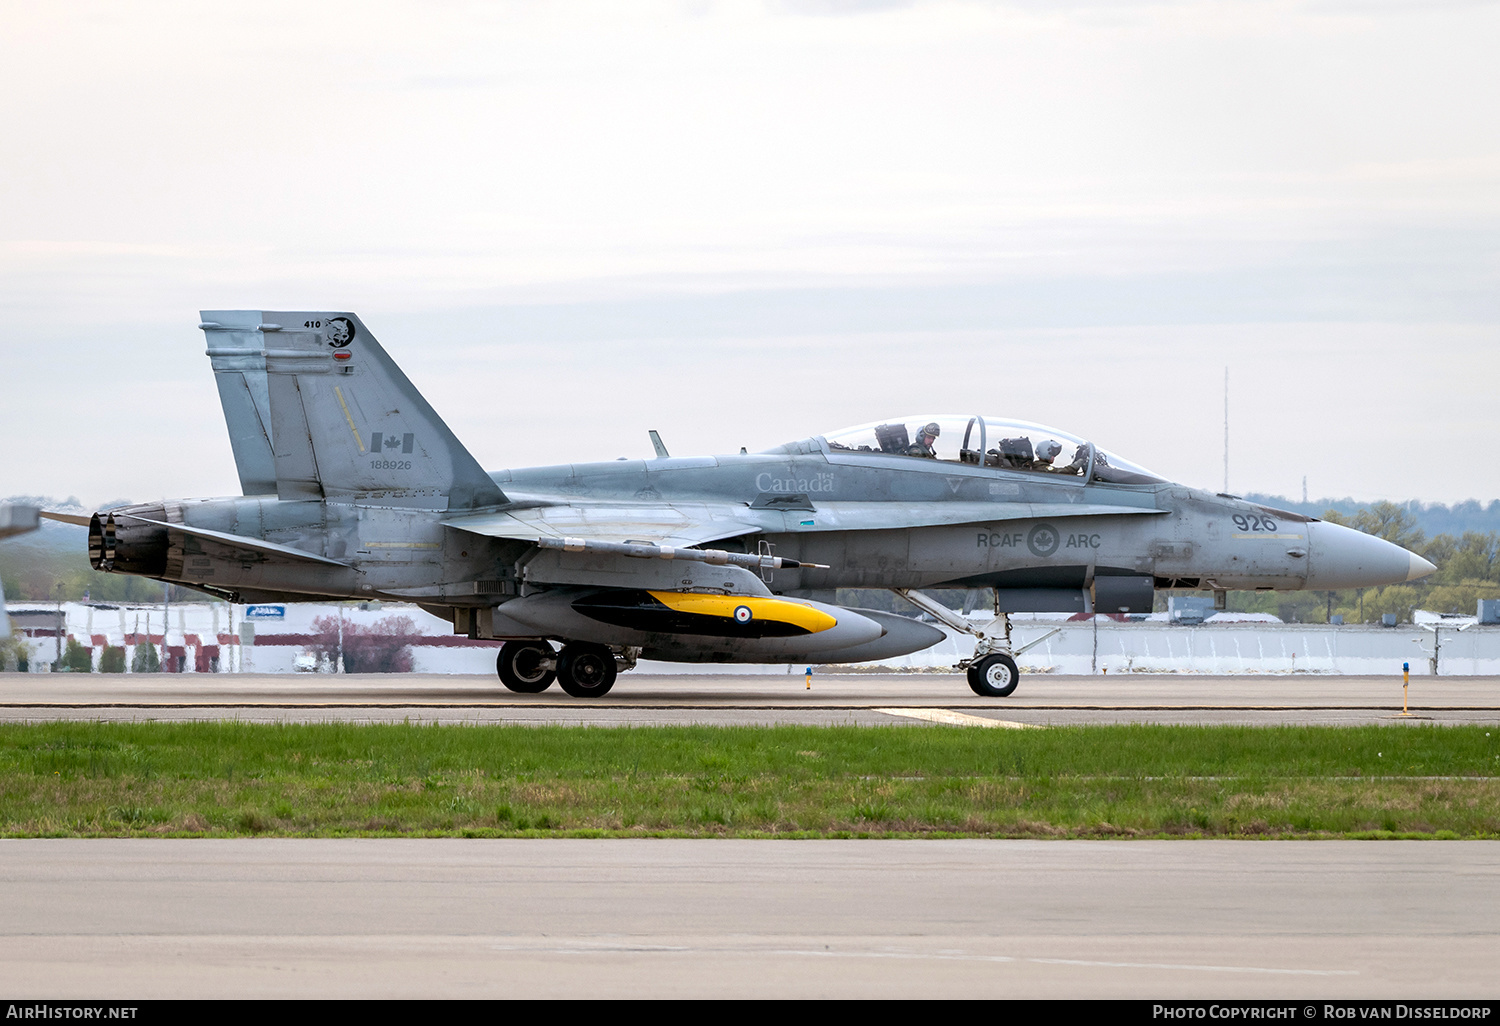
<box><xmin>115</xmin><ymin>514</ymin><xmax>351</xmax><ymax>567</ymax></box>
<box><xmin>38</xmin><ymin>510</ymin><xmax>92</xmax><ymax>527</ymax></box>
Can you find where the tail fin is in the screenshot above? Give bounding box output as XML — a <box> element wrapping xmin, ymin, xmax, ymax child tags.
<box><xmin>199</xmin><ymin>311</ymin><xmax>277</xmax><ymax>496</ymax></box>
<box><xmin>218</xmin><ymin>311</ymin><xmax>506</xmax><ymax>510</ymax></box>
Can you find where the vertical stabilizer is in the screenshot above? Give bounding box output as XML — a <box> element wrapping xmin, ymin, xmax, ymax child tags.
<box><xmin>199</xmin><ymin>311</ymin><xmax>277</xmax><ymax>496</ymax></box>
<box><xmin>248</xmin><ymin>312</ymin><xmax>506</xmax><ymax>510</ymax></box>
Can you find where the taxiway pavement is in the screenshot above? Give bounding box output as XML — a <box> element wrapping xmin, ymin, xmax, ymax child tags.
<box><xmin>1</xmin><ymin>838</ymin><xmax>1494</xmax><ymax>999</ymax></box>
<box><xmin>0</xmin><ymin>672</ymin><xmax>1496</xmax><ymax>726</ymax></box>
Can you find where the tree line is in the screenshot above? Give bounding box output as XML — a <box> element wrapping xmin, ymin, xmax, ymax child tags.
<box><xmin>1245</xmin><ymin>493</ymin><xmax>1500</xmax><ymax>539</ymax></box>
<box><xmin>1215</xmin><ymin>501</ymin><xmax>1500</xmax><ymax>624</ymax></box>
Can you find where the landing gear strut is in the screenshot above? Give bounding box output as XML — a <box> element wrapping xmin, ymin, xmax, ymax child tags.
<box><xmin>892</xmin><ymin>589</ymin><xmax>1061</xmax><ymax>699</ymax></box>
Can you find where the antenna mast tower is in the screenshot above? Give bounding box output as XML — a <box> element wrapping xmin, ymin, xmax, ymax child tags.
<box><xmin>1223</xmin><ymin>367</ymin><xmax>1229</xmax><ymax>494</ymax></box>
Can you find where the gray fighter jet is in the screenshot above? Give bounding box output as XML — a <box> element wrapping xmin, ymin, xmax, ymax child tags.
<box><xmin>47</xmin><ymin>311</ymin><xmax>1434</xmax><ymax>697</ymax></box>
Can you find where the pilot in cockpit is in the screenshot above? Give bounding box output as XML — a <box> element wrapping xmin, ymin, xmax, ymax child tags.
<box><xmin>1034</xmin><ymin>439</ymin><xmax>1062</xmax><ymax>468</ymax></box>
<box><xmin>906</xmin><ymin>422</ymin><xmax>941</xmax><ymax>458</ymax></box>
<box><xmin>1034</xmin><ymin>439</ymin><xmax>1088</xmax><ymax>475</ymax></box>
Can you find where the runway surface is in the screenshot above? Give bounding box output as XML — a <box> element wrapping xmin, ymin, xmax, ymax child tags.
<box><xmin>2</xmin><ymin>838</ymin><xmax>1495</xmax><ymax>999</ymax></box>
<box><xmin>1</xmin><ymin>671</ymin><xmax>1497</xmax><ymax>726</ymax></box>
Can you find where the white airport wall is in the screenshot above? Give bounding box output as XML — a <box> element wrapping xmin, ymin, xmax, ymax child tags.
<box><xmin>897</xmin><ymin>620</ymin><xmax>1500</xmax><ymax>676</ymax></box>
<box><xmin>5</xmin><ymin>601</ymin><xmax>1499</xmax><ymax>676</ymax></box>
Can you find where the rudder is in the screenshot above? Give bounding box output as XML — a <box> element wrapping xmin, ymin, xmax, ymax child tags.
<box><xmin>199</xmin><ymin>311</ymin><xmax>277</xmax><ymax>496</ymax></box>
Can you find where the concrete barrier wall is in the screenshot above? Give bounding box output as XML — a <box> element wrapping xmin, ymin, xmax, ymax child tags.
<box><xmin>883</xmin><ymin>620</ymin><xmax>1500</xmax><ymax>676</ymax></box>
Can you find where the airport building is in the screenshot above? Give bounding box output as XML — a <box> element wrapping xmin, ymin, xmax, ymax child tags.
<box><xmin>2</xmin><ymin>601</ymin><xmax>499</xmax><ymax>675</ymax></box>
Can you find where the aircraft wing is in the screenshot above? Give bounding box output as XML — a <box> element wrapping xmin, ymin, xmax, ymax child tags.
<box><xmin>443</xmin><ymin>502</ymin><xmax>763</xmax><ymax>548</ymax></box>
<box><xmin>0</xmin><ymin>505</ymin><xmax>42</xmax><ymax>540</ymax></box>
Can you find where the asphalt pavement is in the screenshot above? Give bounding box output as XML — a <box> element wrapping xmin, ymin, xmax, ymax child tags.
<box><xmin>0</xmin><ymin>671</ymin><xmax>1496</xmax><ymax>725</ymax></box>
<box><xmin>1</xmin><ymin>838</ymin><xmax>1494</xmax><ymax>998</ymax></box>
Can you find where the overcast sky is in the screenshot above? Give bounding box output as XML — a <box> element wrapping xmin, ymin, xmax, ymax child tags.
<box><xmin>2</xmin><ymin>0</ymin><xmax>1497</xmax><ymax>506</ymax></box>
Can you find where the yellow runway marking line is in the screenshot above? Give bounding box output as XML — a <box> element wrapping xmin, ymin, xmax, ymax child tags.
<box><xmin>873</xmin><ymin>707</ymin><xmax>1041</xmax><ymax>729</ymax></box>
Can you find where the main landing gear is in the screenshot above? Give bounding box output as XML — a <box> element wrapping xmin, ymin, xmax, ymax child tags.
<box><xmin>893</xmin><ymin>589</ymin><xmax>1061</xmax><ymax>698</ymax></box>
<box><xmin>496</xmin><ymin>640</ymin><xmax>624</xmax><ymax>697</ymax></box>
<box><xmin>555</xmin><ymin>643</ymin><xmax>617</xmax><ymax>698</ymax></box>
<box><xmin>497</xmin><ymin>641</ymin><xmax>556</xmax><ymax>694</ymax></box>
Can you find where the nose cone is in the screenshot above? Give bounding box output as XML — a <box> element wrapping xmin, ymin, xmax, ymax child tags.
<box><xmin>1305</xmin><ymin>521</ymin><xmax>1435</xmax><ymax>589</ymax></box>
<box><xmin>1407</xmin><ymin>552</ymin><xmax>1438</xmax><ymax>581</ymax></box>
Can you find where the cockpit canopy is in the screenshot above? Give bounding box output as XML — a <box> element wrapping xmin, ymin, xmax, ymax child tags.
<box><xmin>819</xmin><ymin>415</ymin><xmax>1166</xmax><ymax>486</ymax></box>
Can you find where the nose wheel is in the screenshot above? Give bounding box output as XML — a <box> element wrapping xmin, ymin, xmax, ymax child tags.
<box><xmin>893</xmin><ymin>589</ymin><xmax>1047</xmax><ymax>698</ymax></box>
<box><xmin>967</xmin><ymin>653</ymin><xmax>1019</xmax><ymax>697</ymax></box>
<box><xmin>556</xmin><ymin>643</ymin><xmax>618</xmax><ymax>698</ymax></box>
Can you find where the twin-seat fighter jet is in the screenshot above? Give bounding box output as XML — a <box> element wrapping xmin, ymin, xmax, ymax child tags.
<box><xmin>47</xmin><ymin>312</ymin><xmax>1434</xmax><ymax>697</ymax></box>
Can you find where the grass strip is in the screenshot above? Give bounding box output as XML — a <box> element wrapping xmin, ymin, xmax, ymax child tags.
<box><xmin>2</xmin><ymin>721</ymin><xmax>1498</xmax><ymax>839</ymax></box>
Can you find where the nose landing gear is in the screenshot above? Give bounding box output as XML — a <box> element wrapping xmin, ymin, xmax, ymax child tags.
<box><xmin>892</xmin><ymin>589</ymin><xmax>1061</xmax><ymax>698</ymax></box>
<box><xmin>966</xmin><ymin>653</ymin><xmax>1020</xmax><ymax>697</ymax></box>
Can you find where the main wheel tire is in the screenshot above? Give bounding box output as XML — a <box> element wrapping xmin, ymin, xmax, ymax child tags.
<box><xmin>497</xmin><ymin>641</ymin><xmax>556</xmax><ymax>693</ymax></box>
<box><xmin>967</xmin><ymin>653</ymin><xmax>1020</xmax><ymax>697</ymax></box>
<box><xmin>556</xmin><ymin>643</ymin><xmax>618</xmax><ymax>698</ymax></box>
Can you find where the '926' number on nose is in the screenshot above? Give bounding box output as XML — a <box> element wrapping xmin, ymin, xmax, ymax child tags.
<box><xmin>1232</xmin><ymin>514</ymin><xmax>1277</xmax><ymax>532</ymax></box>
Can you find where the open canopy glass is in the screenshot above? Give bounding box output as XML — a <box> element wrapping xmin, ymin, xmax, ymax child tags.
<box><xmin>818</xmin><ymin>415</ymin><xmax>1166</xmax><ymax>486</ymax></box>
